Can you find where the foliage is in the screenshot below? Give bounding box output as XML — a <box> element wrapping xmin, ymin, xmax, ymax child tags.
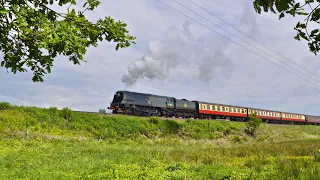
<box><xmin>0</xmin><ymin>102</ymin><xmax>12</xmax><ymax>110</ymax></box>
<box><xmin>99</xmin><ymin>109</ymin><xmax>106</xmax><ymax>114</ymax></box>
<box><xmin>253</xmin><ymin>0</ymin><xmax>320</xmax><ymax>55</ymax></box>
<box><xmin>0</xmin><ymin>0</ymin><xmax>136</xmax><ymax>82</ymax></box>
<box><xmin>60</xmin><ymin>107</ymin><xmax>72</xmax><ymax>120</ymax></box>
<box><xmin>245</xmin><ymin>112</ymin><xmax>262</xmax><ymax>136</ymax></box>
<box><xmin>315</xmin><ymin>149</ymin><xmax>320</xmax><ymax>161</ymax></box>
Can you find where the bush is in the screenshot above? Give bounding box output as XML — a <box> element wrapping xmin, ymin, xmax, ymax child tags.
<box><xmin>0</xmin><ymin>102</ymin><xmax>12</xmax><ymax>110</ymax></box>
<box><xmin>60</xmin><ymin>107</ymin><xmax>73</xmax><ymax>120</ymax></box>
<box><xmin>99</xmin><ymin>109</ymin><xmax>106</xmax><ymax>114</ymax></box>
<box><xmin>245</xmin><ymin>112</ymin><xmax>262</xmax><ymax>136</ymax></box>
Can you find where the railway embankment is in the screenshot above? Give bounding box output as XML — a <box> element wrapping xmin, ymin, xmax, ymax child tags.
<box><xmin>1</xmin><ymin>102</ymin><xmax>320</xmax><ymax>179</ymax></box>
<box><xmin>1</xmin><ymin>102</ymin><xmax>319</xmax><ymax>143</ymax></box>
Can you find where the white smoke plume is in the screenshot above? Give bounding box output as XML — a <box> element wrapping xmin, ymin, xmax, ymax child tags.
<box><xmin>121</xmin><ymin>21</ymin><xmax>233</xmax><ymax>86</ymax></box>
<box><xmin>121</xmin><ymin>22</ymin><xmax>196</xmax><ymax>86</ymax></box>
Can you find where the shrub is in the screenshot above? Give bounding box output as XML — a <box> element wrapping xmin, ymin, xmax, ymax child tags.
<box><xmin>0</xmin><ymin>102</ymin><xmax>12</xmax><ymax>110</ymax></box>
<box><xmin>60</xmin><ymin>107</ymin><xmax>72</xmax><ymax>120</ymax></box>
<box><xmin>99</xmin><ymin>109</ymin><xmax>106</xmax><ymax>114</ymax></box>
<box><xmin>245</xmin><ymin>112</ymin><xmax>262</xmax><ymax>136</ymax></box>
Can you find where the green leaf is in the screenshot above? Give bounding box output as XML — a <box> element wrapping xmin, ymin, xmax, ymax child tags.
<box><xmin>311</xmin><ymin>29</ymin><xmax>319</xmax><ymax>36</ymax></box>
<box><xmin>279</xmin><ymin>12</ymin><xmax>285</xmax><ymax>19</ymax></box>
<box><xmin>0</xmin><ymin>8</ymin><xmax>8</xmax><ymax>14</ymax></box>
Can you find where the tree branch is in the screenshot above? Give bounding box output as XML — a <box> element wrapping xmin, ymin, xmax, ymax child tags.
<box><xmin>304</xmin><ymin>3</ymin><xmax>320</xmax><ymax>40</ymax></box>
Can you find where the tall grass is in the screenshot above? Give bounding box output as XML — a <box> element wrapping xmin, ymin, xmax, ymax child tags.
<box><xmin>0</xmin><ymin>139</ymin><xmax>319</xmax><ymax>179</ymax></box>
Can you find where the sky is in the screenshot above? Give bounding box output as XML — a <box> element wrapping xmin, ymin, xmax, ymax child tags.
<box><xmin>1</xmin><ymin>0</ymin><xmax>320</xmax><ymax>115</ymax></box>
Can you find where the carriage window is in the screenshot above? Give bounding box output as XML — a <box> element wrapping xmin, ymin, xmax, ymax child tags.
<box><xmin>207</xmin><ymin>105</ymin><xmax>210</xmax><ymax>110</ymax></box>
<box><xmin>212</xmin><ymin>106</ymin><xmax>215</xmax><ymax>111</ymax></box>
<box><xmin>229</xmin><ymin>108</ymin><xmax>232</xmax><ymax>112</ymax></box>
<box><xmin>222</xmin><ymin>107</ymin><xmax>225</xmax><ymax>111</ymax></box>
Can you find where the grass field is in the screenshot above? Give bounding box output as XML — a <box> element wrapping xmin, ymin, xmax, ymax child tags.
<box><xmin>0</xmin><ymin>103</ymin><xmax>320</xmax><ymax>179</ymax></box>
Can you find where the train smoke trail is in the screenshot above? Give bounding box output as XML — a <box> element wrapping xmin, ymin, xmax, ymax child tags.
<box><xmin>121</xmin><ymin>21</ymin><xmax>233</xmax><ymax>86</ymax></box>
<box><xmin>121</xmin><ymin>22</ymin><xmax>196</xmax><ymax>86</ymax></box>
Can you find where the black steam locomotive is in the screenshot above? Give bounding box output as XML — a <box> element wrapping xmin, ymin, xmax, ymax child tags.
<box><xmin>109</xmin><ymin>90</ymin><xmax>197</xmax><ymax>118</ymax></box>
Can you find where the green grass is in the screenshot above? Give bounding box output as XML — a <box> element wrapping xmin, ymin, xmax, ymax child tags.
<box><xmin>0</xmin><ymin>104</ymin><xmax>245</xmax><ymax>141</ymax></box>
<box><xmin>1</xmin><ymin>102</ymin><xmax>320</xmax><ymax>179</ymax></box>
<box><xmin>0</xmin><ymin>138</ymin><xmax>319</xmax><ymax>179</ymax></box>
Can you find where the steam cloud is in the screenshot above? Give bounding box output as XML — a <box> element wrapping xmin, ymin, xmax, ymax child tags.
<box><xmin>121</xmin><ymin>21</ymin><xmax>232</xmax><ymax>86</ymax></box>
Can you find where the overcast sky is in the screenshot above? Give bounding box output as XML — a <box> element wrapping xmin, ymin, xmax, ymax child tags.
<box><xmin>1</xmin><ymin>0</ymin><xmax>320</xmax><ymax>115</ymax></box>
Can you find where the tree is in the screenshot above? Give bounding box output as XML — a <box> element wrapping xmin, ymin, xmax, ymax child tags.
<box><xmin>253</xmin><ymin>0</ymin><xmax>320</xmax><ymax>55</ymax></box>
<box><xmin>245</xmin><ymin>112</ymin><xmax>262</xmax><ymax>136</ymax></box>
<box><xmin>0</xmin><ymin>0</ymin><xmax>136</xmax><ymax>82</ymax></box>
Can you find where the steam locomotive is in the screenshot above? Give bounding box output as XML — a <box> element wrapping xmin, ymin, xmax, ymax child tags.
<box><xmin>108</xmin><ymin>90</ymin><xmax>320</xmax><ymax>125</ymax></box>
